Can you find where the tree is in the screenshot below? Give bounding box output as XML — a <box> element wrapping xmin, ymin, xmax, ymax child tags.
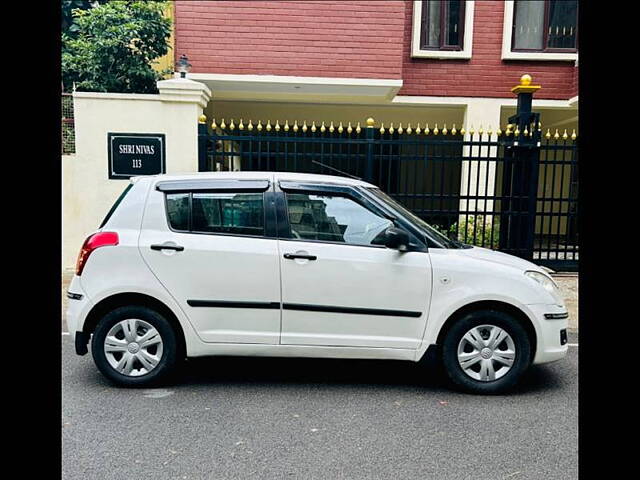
<box><xmin>62</xmin><ymin>1</ymin><xmax>172</xmax><ymax>94</ymax></box>
<box><xmin>61</xmin><ymin>0</ymin><xmax>107</xmax><ymax>37</ymax></box>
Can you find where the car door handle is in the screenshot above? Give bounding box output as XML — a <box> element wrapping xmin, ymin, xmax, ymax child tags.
<box><xmin>283</xmin><ymin>253</ymin><xmax>317</xmax><ymax>261</ymax></box>
<box><xmin>150</xmin><ymin>243</ymin><xmax>184</xmax><ymax>252</ymax></box>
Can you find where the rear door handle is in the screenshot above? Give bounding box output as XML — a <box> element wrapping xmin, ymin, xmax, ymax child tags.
<box><xmin>283</xmin><ymin>253</ymin><xmax>317</xmax><ymax>261</ymax></box>
<box><xmin>151</xmin><ymin>243</ymin><xmax>184</xmax><ymax>252</ymax></box>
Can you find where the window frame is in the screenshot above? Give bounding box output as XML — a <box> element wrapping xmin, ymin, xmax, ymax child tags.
<box><xmin>163</xmin><ymin>190</ymin><xmax>276</xmax><ymax>240</ymax></box>
<box><xmin>411</xmin><ymin>0</ymin><xmax>474</xmax><ymax>59</ymax></box>
<box><xmin>501</xmin><ymin>0</ymin><xmax>578</xmax><ymax>61</ymax></box>
<box><xmin>420</xmin><ymin>0</ymin><xmax>466</xmax><ymax>52</ymax></box>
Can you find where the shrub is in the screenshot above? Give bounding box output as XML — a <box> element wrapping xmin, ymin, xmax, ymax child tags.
<box><xmin>449</xmin><ymin>215</ymin><xmax>500</xmax><ymax>249</ymax></box>
<box><xmin>62</xmin><ymin>1</ymin><xmax>172</xmax><ymax>93</ymax></box>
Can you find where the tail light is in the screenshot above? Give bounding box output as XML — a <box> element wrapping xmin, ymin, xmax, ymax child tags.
<box><xmin>76</xmin><ymin>232</ymin><xmax>119</xmax><ymax>276</ymax></box>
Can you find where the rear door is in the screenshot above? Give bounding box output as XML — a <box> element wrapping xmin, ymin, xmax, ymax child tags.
<box><xmin>276</xmin><ymin>182</ymin><xmax>432</xmax><ymax>349</ymax></box>
<box><xmin>139</xmin><ymin>176</ymin><xmax>282</xmax><ymax>344</ymax></box>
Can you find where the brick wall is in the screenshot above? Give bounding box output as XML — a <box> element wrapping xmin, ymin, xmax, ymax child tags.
<box><xmin>174</xmin><ymin>1</ymin><xmax>577</xmax><ymax>100</ymax></box>
<box><xmin>174</xmin><ymin>0</ymin><xmax>406</xmax><ymax>79</ymax></box>
<box><xmin>399</xmin><ymin>1</ymin><xmax>577</xmax><ymax>99</ymax></box>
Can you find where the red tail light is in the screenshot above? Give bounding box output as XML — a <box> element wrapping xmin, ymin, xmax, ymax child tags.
<box><xmin>75</xmin><ymin>232</ymin><xmax>119</xmax><ymax>276</ymax></box>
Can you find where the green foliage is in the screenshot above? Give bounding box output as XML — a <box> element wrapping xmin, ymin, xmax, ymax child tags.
<box><xmin>62</xmin><ymin>1</ymin><xmax>172</xmax><ymax>94</ymax></box>
<box><xmin>449</xmin><ymin>215</ymin><xmax>500</xmax><ymax>249</ymax></box>
<box><xmin>62</xmin><ymin>0</ymin><xmax>108</xmax><ymax>36</ymax></box>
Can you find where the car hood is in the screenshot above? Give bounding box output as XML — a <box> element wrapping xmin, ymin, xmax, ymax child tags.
<box><xmin>454</xmin><ymin>246</ymin><xmax>541</xmax><ymax>272</ymax></box>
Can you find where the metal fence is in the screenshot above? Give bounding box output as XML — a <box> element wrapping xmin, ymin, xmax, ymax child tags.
<box><xmin>197</xmin><ymin>117</ymin><xmax>577</xmax><ymax>271</ymax></box>
<box><xmin>62</xmin><ymin>93</ymin><xmax>76</xmax><ymax>155</ymax></box>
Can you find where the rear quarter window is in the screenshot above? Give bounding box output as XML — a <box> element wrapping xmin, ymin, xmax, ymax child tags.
<box><xmin>99</xmin><ymin>183</ymin><xmax>133</xmax><ymax>228</ymax></box>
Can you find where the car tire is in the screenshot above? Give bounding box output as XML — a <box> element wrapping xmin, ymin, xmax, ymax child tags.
<box><xmin>441</xmin><ymin>310</ymin><xmax>531</xmax><ymax>394</ymax></box>
<box><xmin>91</xmin><ymin>306</ymin><xmax>180</xmax><ymax>387</ymax></box>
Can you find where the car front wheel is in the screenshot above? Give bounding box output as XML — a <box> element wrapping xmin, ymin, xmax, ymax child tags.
<box><xmin>91</xmin><ymin>306</ymin><xmax>179</xmax><ymax>386</ymax></box>
<box><xmin>441</xmin><ymin>310</ymin><xmax>531</xmax><ymax>394</ymax></box>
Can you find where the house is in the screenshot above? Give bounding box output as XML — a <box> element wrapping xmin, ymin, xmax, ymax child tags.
<box><xmin>172</xmin><ymin>0</ymin><xmax>577</xmax><ymax>140</ymax></box>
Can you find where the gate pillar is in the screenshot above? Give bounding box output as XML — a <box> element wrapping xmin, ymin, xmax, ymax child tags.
<box><xmin>500</xmin><ymin>74</ymin><xmax>542</xmax><ymax>260</ymax></box>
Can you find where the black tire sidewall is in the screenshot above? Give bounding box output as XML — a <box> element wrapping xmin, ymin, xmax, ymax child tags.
<box><xmin>441</xmin><ymin>310</ymin><xmax>531</xmax><ymax>394</ymax></box>
<box><xmin>91</xmin><ymin>306</ymin><xmax>178</xmax><ymax>387</ymax></box>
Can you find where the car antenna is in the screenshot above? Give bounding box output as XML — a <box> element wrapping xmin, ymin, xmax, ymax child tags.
<box><xmin>311</xmin><ymin>160</ymin><xmax>362</xmax><ymax>180</ymax></box>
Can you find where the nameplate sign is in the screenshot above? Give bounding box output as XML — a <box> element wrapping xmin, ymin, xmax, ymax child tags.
<box><xmin>108</xmin><ymin>133</ymin><xmax>166</xmax><ymax>179</ymax></box>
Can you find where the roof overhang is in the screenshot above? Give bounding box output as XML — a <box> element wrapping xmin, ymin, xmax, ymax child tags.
<box><xmin>188</xmin><ymin>73</ymin><xmax>403</xmax><ymax>104</ymax></box>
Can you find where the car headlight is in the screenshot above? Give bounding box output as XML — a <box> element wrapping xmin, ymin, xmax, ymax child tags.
<box><xmin>524</xmin><ymin>270</ymin><xmax>558</xmax><ymax>293</ymax></box>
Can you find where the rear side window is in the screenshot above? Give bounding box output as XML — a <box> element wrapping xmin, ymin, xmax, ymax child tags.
<box><xmin>165</xmin><ymin>192</ymin><xmax>265</xmax><ymax>237</ymax></box>
<box><xmin>166</xmin><ymin>193</ymin><xmax>189</xmax><ymax>231</ymax></box>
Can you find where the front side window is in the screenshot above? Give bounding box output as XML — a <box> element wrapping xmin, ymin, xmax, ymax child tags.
<box><xmin>165</xmin><ymin>192</ymin><xmax>265</xmax><ymax>236</ymax></box>
<box><xmin>285</xmin><ymin>193</ymin><xmax>393</xmax><ymax>246</ymax></box>
<box><xmin>512</xmin><ymin>0</ymin><xmax>577</xmax><ymax>52</ymax></box>
<box><xmin>420</xmin><ymin>0</ymin><xmax>465</xmax><ymax>50</ymax></box>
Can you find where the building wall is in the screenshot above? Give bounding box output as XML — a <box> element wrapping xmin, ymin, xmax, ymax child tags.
<box><xmin>174</xmin><ymin>1</ymin><xmax>577</xmax><ymax>100</ymax></box>
<box><xmin>63</xmin><ymin>91</ymin><xmax>204</xmax><ymax>270</ymax></box>
<box><xmin>152</xmin><ymin>1</ymin><xmax>176</xmax><ymax>79</ymax></box>
<box><xmin>399</xmin><ymin>1</ymin><xmax>577</xmax><ymax>99</ymax></box>
<box><xmin>174</xmin><ymin>0</ymin><xmax>406</xmax><ymax>79</ymax></box>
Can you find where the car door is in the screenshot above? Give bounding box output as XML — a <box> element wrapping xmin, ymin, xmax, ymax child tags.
<box><xmin>276</xmin><ymin>182</ymin><xmax>432</xmax><ymax>349</ymax></box>
<box><xmin>138</xmin><ymin>177</ymin><xmax>282</xmax><ymax>344</ymax></box>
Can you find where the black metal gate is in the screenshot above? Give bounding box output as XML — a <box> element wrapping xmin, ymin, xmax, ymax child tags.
<box><xmin>197</xmin><ymin>88</ymin><xmax>577</xmax><ymax>271</ymax></box>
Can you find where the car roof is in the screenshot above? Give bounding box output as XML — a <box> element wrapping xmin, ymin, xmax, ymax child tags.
<box><xmin>140</xmin><ymin>171</ymin><xmax>377</xmax><ymax>188</ymax></box>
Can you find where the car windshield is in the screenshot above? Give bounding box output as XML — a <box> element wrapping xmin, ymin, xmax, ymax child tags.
<box><xmin>365</xmin><ymin>187</ymin><xmax>462</xmax><ymax>249</ymax></box>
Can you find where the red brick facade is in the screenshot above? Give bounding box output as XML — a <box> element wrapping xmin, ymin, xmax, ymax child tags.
<box><xmin>399</xmin><ymin>1</ymin><xmax>576</xmax><ymax>99</ymax></box>
<box><xmin>175</xmin><ymin>1</ymin><xmax>577</xmax><ymax>100</ymax></box>
<box><xmin>174</xmin><ymin>0</ymin><xmax>406</xmax><ymax>79</ymax></box>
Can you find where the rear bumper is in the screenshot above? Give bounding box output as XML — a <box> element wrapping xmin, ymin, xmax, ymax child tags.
<box><xmin>65</xmin><ymin>275</ymin><xmax>93</xmax><ymax>354</ymax></box>
<box><xmin>527</xmin><ymin>303</ymin><xmax>569</xmax><ymax>365</ymax></box>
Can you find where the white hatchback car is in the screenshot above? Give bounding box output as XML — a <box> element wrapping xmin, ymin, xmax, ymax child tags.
<box><xmin>66</xmin><ymin>172</ymin><xmax>568</xmax><ymax>394</ymax></box>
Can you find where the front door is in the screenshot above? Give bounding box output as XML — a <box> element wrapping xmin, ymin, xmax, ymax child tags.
<box><xmin>276</xmin><ymin>185</ymin><xmax>432</xmax><ymax>349</ymax></box>
<box><xmin>139</xmin><ymin>178</ymin><xmax>281</xmax><ymax>344</ymax></box>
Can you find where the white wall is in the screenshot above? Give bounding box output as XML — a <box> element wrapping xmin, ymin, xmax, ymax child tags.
<box><xmin>63</xmin><ymin>78</ymin><xmax>210</xmax><ymax>270</ymax></box>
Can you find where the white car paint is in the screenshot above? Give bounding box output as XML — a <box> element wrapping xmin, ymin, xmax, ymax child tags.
<box><xmin>66</xmin><ymin>171</ymin><xmax>568</xmax><ymax>366</ymax></box>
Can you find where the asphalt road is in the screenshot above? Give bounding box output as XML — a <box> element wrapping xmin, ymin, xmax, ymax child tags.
<box><xmin>62</xmin><ymin>334</ymin><xmax>578</xmax><ymax>480</ymax></box>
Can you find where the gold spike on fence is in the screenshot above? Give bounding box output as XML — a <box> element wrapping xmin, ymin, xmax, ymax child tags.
<box><xmin>571</xmin><ymin>129</ymin><xmax>577</xmax><ymax>140</ymax></box>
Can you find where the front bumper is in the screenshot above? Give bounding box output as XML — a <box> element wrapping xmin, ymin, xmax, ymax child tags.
<box><xmin>527</xmin><ymin>303</ymin><xmax>569</xmax><ymax>365</ymax></box>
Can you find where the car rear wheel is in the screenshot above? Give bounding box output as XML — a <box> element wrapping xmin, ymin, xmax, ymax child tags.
<box><xmin>91</xmin><ymin>306</ymin><xmax>179</xmax><ymax>386</ymax></box>
<box><xmin>441</xmin><ymin>310</ymin><xmax>531</xmax><ymax>394</ymax></box>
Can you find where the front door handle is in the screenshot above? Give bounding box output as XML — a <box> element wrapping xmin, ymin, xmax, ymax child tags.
<box><xmin>151</xmin><ymin>243</ymin><xmax>184</xmax><ymax>252</ymax></box>
<box><xmin>283</xmin><ymin>253</ymin><xmax>317</xmax><ymax>261</ymax></box>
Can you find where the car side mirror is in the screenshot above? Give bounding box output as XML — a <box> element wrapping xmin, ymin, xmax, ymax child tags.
<box><xmin>384</xmin><ymin>227</ymin><xmax>410</xmax><ymax>251</ymax></box>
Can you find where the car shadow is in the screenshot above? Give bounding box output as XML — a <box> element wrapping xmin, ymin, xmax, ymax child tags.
<box><xmin>159</xmin><ymin>355</ymin><xmax>566</xmax><ymax>396</ymax></box>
